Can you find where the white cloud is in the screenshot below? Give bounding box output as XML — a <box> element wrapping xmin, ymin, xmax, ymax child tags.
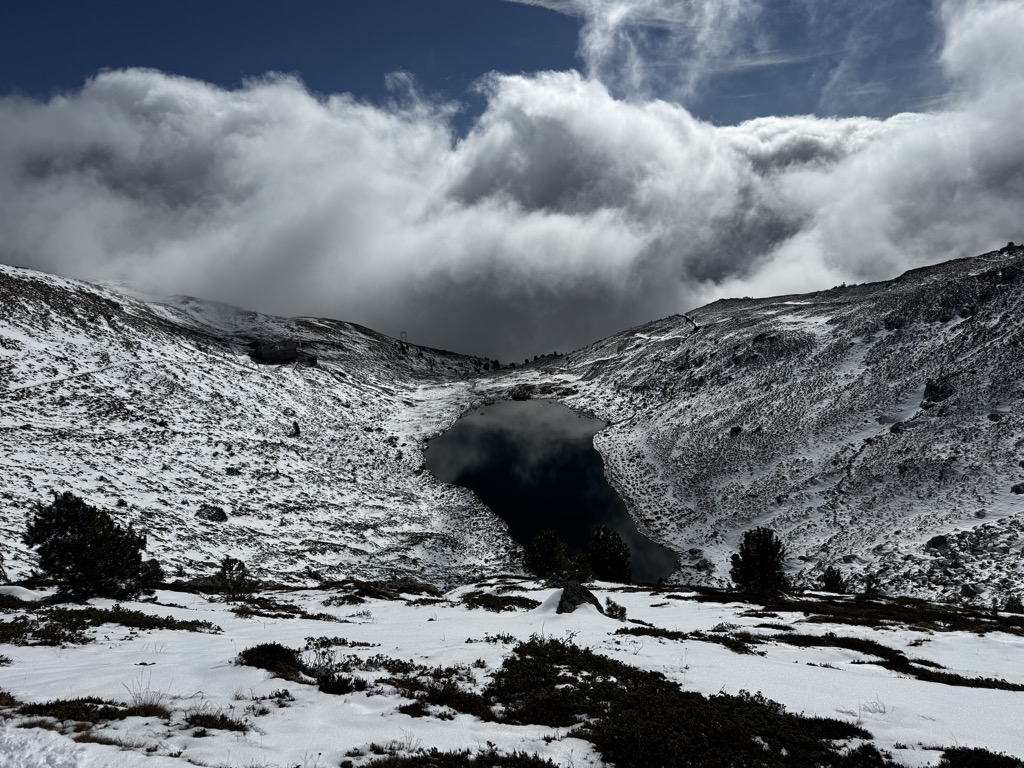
<box><xmin>507</xmin><ymin>0</ymin><xmax>766</xmax><ymax>101</ymax></box>
<box><xmin>0</xmin><ymin>3</ymin><xmax>1022</xmax><ymax>359</ymax></box>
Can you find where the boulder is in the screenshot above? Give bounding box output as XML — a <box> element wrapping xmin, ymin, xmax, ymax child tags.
<box><xmin>923</xmin><ymin>377</ymin><xmax>955</xmax><ymax>403</ymax></box>
<box><xmin>555</xmin><ymin>579</ymin><xmax>604</xmax><ymax>615</ymax></box>
<box><xmin>196</xmin><ymin>504</ymin><xmax>228</xmax><ymax>523</ymax></box>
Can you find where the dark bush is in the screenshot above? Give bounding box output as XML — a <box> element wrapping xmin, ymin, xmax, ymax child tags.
<box><xmin>184</xmin><ymin>708</ymin><xmax>247</xmax><ymax>732</ymax></box>
<box><xmin>819</xmin><ymin>565</ymin><xmax>847</xmax><ymax>593</ymax></box>
<box><xmin>317</xmin><ymin>671</ymin><xmax>364</xmax><ymax>695</ymax></box>
<box><xmin>211</xmin><ymin>556</ymin><xmax>258</xmax><ymax>601</ymax></box>
<box><xmin>939</xmin><ymin>747</ymin><xmax>1023</xmax><ymax>767</ymax></box>
<box><xmin>605</xmin><ymin>598</ymin><xmax>627</xmax><ymax>620</ymax></box>
<box><xmin>237</xmin><ymin>642</ymin><xmax>304</xmax><ymax>681</ymax></box>
<box><xmin>24</xmin><ymin>492</ymin><xmax>163</xmax><ymax>600</ymax></box>
<box><xmin>461</xmin><ymin>591</ymin><xmax>540</xmax><ymax>613</ymax></box>
<box><xmin>525</xmin><ymin>530</ymin><xmax>568</xmax><ymax>578</ymax></box>
<box><xmin>585</xmin><ymin>526</ymin><xmax>631</xmax><ymax>583</ymax></box>
<box><xmin>485</xmin><ymin>637</ymin><xmax>887</xmax><ymax>767</ymax></box>
<box><xmin>365</xmin><ymin>748</ymin><xmax>560</xmax><ymax>767</ymax></box>
<box><xmin>730</xmin><ymin>527</ymin><xmax>790</xmax><ymax>597</ymax></box>
<box><xmin>18</xmin><ymin>697</ymin><xmax>125</xmax><ymax>724</ymax></box>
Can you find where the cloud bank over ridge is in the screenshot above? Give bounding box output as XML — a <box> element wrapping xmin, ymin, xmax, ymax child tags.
<box><xmin>1</xmin><ymin>0</ymin><xmax>1022</xmax><ymax>359</ymax></box>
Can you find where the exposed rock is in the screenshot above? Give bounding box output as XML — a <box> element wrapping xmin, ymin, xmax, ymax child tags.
<box><xmin>509</xmin><ymin>383</ymin><xmax>535</xmax><ymax>401</ymax></box>
<box><xmin>555</xmin><ymin>579</ymin><xmax>604</xmax><ymax>615</ymax></box>
<box><xmin>251</xmin><ymin>341</ymin><xmax>300</xmax><ymax>365</ymax></box>
<box><xmin>923</xmin><ymin>377</ymin><xmax>955</xmax><ymax>403</ymax></box>
<box><xmin>196</xmin><ymin>504</ymin><xmax>228</xmax><ymax>523</ymax></box>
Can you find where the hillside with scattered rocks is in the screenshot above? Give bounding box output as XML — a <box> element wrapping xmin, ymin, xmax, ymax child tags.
<box><xmin>2</xmin><ymin>245</ymin><xmax>1023</xmax><ymax>605</ymax></box>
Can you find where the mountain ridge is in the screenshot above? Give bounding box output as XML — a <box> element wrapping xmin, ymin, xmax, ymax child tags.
<box><xmin>2</xmin><ymin>244</ymin><xmax>1023</xmax><ymax>604</ymax></box>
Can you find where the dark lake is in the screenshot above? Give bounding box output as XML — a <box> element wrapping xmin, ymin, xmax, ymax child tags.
<box><xmin>425</xmin><ymin>399</ymin><xmax>677</xmax><ymax>583</ymax></box>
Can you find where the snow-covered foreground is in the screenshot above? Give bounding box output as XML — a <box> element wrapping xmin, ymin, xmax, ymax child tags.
<box><xmin>1</xmin><ymin>582</ymin><xmax>1022</xmax><ymax>767</ymax></box>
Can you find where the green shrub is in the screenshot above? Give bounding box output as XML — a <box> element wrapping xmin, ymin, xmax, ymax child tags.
<box><xmin>730</xmin><ymin>527</ymin><xmax>790</xmax><ymax>597</ymax></box>
<box><xmin>24</xmin><ymin>492</ymin><xmax>163</xmax><ymax>600</ymax></box>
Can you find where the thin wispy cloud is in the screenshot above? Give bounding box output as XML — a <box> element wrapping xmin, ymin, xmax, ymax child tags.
<box><xmin>705</xmin><ymin>50</ymin><xmax>826</xmax><ymax>75</ymax></box>
<box><xmin>0</xmin><ymin>1</ymin><xmax>1021</xmax><ymax>360</ymax></box>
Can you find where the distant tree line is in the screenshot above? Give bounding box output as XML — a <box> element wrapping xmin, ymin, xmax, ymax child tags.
<box><xmin>525</xmin><ymin>525</ymin><xmax>632</xmax><ymax>583</ymax></box>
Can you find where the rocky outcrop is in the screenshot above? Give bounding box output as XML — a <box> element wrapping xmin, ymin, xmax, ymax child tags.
<box><xmin>555</xmin><ymin>579</ymin><xmax>604</xmax><ymax>614</ymax></box>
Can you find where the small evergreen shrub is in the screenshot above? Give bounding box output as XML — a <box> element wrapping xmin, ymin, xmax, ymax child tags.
<box><xmin>819</xmin><ymin>565</ymin><xmax>847</xmax><ymax>593</ymax></box>
<box><xmin>211</xmin><ymin>556</ymin><xmax>258</xmax><ymax>601</ymax></box>
<box><xmin>1005</xmin><ymin>595</ymin><xmax>1023</xmax><ymax>613</ymax></box>
<box><xmin>729</xmin><ymin>527</ymin><xmax>790</xmax><ymax>597</ymax></box>
<box><xmin>23</xmin><ymin>492</ymin><xmax>163</xmax><ymax>600</ymax></box>
<box><xmin>605</xmin><ymin>598</ymin><xmax>627</xmax><ymax>620</ymax></box>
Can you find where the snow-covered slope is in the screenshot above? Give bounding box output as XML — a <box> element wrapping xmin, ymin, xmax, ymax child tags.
<box><xmin>2</xmin><ymin>244</ymin><xmax>1023</xmax><ymax>604</ymax></box>
<box><xmin>0</xmin><ymin>264</ymin><xmax>519</xmax><ymax>587</ymax></box>
<box><xmin>530</xmin><ymin>243</ymin><xmax>1024</xmax><ymax>602</ymax></box>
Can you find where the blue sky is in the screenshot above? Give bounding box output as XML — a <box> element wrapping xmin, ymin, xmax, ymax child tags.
<box><xmin>1</xmin><ymin>0</ymin><xmax>943</xmax><ymax>124</ymax></box>
<box><xmin>1</xmin><ymin>3</ymin><xmax>579</xmax><ymax>121</ymax></box>
<box><xmin>0</xmin><ymin>1</ymin><xmax>1021</xmax><ymax>359</ymax></box>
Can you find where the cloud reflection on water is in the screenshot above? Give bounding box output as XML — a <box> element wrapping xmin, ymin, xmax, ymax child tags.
<box><xmin>426</xmin><ymin>399</ymin><xmax>676</xmax><ymax>582</ymax></box>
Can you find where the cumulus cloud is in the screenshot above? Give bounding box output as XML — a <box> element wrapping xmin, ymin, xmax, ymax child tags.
<box><xmin>0</xmin><ymin>2</ymin><xmax>1022</xmax><ymax>360</ymax></box>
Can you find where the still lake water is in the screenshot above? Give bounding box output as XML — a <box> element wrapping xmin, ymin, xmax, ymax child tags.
<box><xmin>425</xmin><ymin>399</ymin><xmax>677</xmax><ymax>582</ymax></box>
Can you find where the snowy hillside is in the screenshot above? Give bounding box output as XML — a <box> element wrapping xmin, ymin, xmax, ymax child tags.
<box><xmin>532</xmin><ymin>243</ymin><xmax>1024</xmax><ymax>602</ymax></box>
<box><xmin>0</xmin><ymin>264</ymin><xmax>519</xmax><ymax>587</ymax></box>
<box><xmin>2</xmin><ymin>245</ymin><xmax>1024</xmax><ymax>605</ymax></box>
